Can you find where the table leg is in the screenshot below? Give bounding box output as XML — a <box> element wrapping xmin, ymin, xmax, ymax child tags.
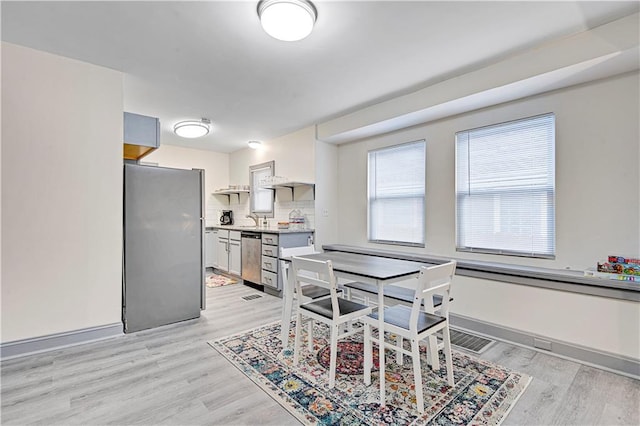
<box><xmin>378</xmin><ymin>280</ymin><xmax>385</xmax><ymax>407</ymax></box>
<box><xmin>281</xmin><ymin>267</ymin><xmax>294</xmax><ymax>348</ymax></box>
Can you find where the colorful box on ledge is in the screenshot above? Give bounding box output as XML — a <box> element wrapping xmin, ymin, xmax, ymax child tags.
<box><xmin>591</xmin><ymin>254</ymin><xmax>640</xmax><ymax>281</ymax></box>
<box><xmin>607</xmin><ymin>255</ymin><xmax>640</xmax><ymax>266</ymax></box>
<box><xmin>585</xmin><ymin>269</ymin><xmax>639</xmax><ymax>282</ymax></box>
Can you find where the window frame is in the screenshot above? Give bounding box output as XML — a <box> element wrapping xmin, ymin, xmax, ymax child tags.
<box><xmin>249</xmin><ymin>160</ymin><xmax>275</xmax><ymax>218</ymax></box>
<box><xmin>455</xmin><ymin>113</ymin><xmax>556</xmax><ymax>259</ymax></box>
<box><xmin>367</xmin><ymin>140</ymin><xmax>426</xmax><ymax>248</ymax></box>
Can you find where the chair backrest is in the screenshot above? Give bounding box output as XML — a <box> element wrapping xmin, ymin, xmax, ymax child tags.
<box><xmin>410</xmin><ymin>261</ymin><xmax>456</xmax><ymax>330</ymax></box>
<box><xmin>291</xmin><ymin>256</ymin><xmax>340</xmax><ymax>319</ymax></box>
<box><xmin>280</xmin><ymin>245</ymin><xmax>318</xmax><ymax>294</ymax></box>
<box><xmin>280</xmin><ymin>245</ymin><xmax>318</xmax><ymax>259</ymax></box>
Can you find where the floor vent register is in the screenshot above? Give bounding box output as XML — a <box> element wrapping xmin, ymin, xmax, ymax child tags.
<box><xmin>241</xmin><ymin>294</ymin><xmax>263</xmax><ymax>301</ymax></box>
<box><xmin>449</xmin><ymin>328</ymin><xmax>495</xmax><ymax>354</ymax></box>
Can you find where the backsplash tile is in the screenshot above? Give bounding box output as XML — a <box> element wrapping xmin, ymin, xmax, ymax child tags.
<box><xmin>206</xmin><ymin>197</ymin><xmax>314</xmax><ymax>229</ymax></box>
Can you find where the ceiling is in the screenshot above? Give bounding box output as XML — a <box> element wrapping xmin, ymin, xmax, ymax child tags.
<box><xmin>2</xmin><ymin>1</ymin><xmax>638</xmax><ymax>153</ymax></box>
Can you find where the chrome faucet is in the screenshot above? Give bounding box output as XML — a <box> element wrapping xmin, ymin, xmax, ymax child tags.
<box><xmin>246</xmin><ymin>213</ymin><xmax>259</xmax><ymax>227</ymax></box>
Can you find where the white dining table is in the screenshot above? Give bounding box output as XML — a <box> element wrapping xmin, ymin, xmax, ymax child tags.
<box><xmin>281</xmin><ymin>250</ymin><xmax>426</xmax><ymax>407</ymax></box>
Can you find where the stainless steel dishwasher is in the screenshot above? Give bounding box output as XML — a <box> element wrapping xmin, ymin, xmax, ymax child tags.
<box><xmin>241</xmin><ymin>232</ymin><xmax>262</xmax><ymax>284</ymax></box>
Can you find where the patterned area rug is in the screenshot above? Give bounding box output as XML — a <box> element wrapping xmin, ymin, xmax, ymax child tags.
<box><xmin>206</xmin><ymin>273</ymin><xmax>238</xmax><ymax>288</ymax></box>
<box><xmin>317</xmin><ymin>341</ymin><xmax>380</xmax><ymax>375</ymax></box>
<box><xmin>209</xmin><ymin>321</ymin><xmax>531</xmax><ymax>425</ymax></box>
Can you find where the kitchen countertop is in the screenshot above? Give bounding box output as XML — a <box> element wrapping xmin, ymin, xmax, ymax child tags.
<box><xmin>206</xmin><ymin>225</ymin><xmax>314</xmax><ymax>234</ymax></box>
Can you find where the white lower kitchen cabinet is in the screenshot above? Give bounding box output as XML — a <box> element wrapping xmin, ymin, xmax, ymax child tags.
<box><xmin>205</xmin><ymin>229</ymin><xmax>217</xmax><ymax>268</ymax></box>
<box><xmin>217</xmin><ymin>229</ymin><xmax>230</xmax><ymax>272</ymax></box>
<box><xmin>228</xmin><ymin>236</ymin><xmax>241</xmax><ymax>276</ymax></box>
<box><xmin>216</xmin><ymin>229</ymin><xmax>241</xmax><ymax>276</ymax></box>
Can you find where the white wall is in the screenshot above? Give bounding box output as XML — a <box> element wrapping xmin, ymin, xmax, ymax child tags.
<box><xmin>454</xmin><ymin>276</ymin><xmax>639</xmax><ymax>359</ymax></box>
<box><xmin>229</xmin><ymin>126</ymin><xmax>316</xmax><ymax>185</ymax></box>
<box><xmin>314</xmin><ymin>140</ymin><xmax>339</xmax><ymax>250</ymax></box>
<box><xmin>228</xmin><ymin>127</ymin><xmax>316</xmax><ymax>228</ymax></box>
<box><xmin>335</xmin><ymin>72</ymin><xmax>640</xmax><ymax>359</ymax></box>
<box><xmin>1</xmin><ymin>43</ymin><xmax>123</xmax><ymax>342</ymax></box>
<box><xmin>144</xmin><ymin>145</ymin><xmax>229</xmax><ymax>227</ymax></box>
<box><xmin>337</xmin><ymin>72</ymin><xmax>640</xmax><ymax>269</ymax></box>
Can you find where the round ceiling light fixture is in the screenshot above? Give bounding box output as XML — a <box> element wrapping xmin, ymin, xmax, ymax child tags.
<box><xmin>248</xmin><ymin>140</ymin><xmax>262</xmax><ymax>149</ymax></box>
<box><xmin>257</xmin><ymin>0</ymin><xmax>317</xmax><ymax>42</ymax></box>
<box><xmin>173</xmin><ymin>118</ymin><xmax>211</xmax><ymax>138</ymax></box>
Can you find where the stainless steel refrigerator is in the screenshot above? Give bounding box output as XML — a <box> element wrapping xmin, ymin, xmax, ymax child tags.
<box><xmin>123</xmin><ymin>163</ymin><xmax>205</xmax><ymax>333</ymax></box>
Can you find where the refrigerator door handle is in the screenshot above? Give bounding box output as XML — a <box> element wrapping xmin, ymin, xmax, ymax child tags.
<box><xmin>195</xmin><ymin>168</ymin><xmax>205</xmax><ymax>311</ymax></box>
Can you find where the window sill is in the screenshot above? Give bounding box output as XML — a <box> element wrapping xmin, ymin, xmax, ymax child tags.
<box><xmin>322</xmin><ymin>244</ymin><xmax>639</xmax><ymax>302</ymax></box>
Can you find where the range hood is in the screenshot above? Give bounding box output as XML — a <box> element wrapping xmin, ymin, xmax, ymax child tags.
<box><xmin>123</xmin><ymin>112</ymin><xmax>160</xmax><ymax>161</ymax></box>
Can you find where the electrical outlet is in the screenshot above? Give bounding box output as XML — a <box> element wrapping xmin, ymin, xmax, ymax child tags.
<box><xmin>322</xmin><ymin>209</ymin><xmax>329</xmax><ymax>217</ymax></box>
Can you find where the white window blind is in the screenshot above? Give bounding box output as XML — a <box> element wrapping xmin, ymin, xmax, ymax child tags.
<box><xmin>456</xmin><ymin>113</ymin><xmax>555</xmax><ymax>258</ymax></box>
<box><xmin>368</xmin><ymin>140</ymin><xmax>425</xmax><ymax>247</ymax></box>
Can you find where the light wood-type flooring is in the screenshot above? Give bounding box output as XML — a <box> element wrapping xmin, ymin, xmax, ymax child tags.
<box><xmin>2</xmin><ymin>281</ymin><xmax>639</xmax><ymax>425</ymax></box>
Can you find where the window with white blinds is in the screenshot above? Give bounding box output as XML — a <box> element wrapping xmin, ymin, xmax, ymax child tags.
<box><xmin>455</xmin><ymin>113</ymin><xmax>555</xmax><ymax>258</ymax></box>
<box><xmin>250</xmin><ymin>161</ymin><xmax>274</xmax><ymax>216</ymax></box>
<box><xmin>368</xmin><ymin>140</ymin><xmax>426</xmax><ymax>247</ymax></box>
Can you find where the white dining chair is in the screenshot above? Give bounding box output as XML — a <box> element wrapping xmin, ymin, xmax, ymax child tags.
<box><xmin>291</xmin><ymin>256</ymin><xmax>373</xmax><ymax>388</ymax></box>
<box><xmin>363</xmin><ymin>260</ymin><xmax>456</xmax><ymax>414</ymax></box>
<box><xmin>280</xmin><ymin>245</ymin><xmax>325</xmax><ymax>349</ymax></box>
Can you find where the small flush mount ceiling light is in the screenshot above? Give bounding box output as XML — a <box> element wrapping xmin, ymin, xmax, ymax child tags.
<box><xmin>257</xmin><ymin>0</ymin><xmax>317</xmax><ymax>42</ymax></box>
<box><xmin>248</xmin><ymin>140</ymin><xmax>262</xmax><ymax>149</ymax></box>
<box><xmin>173</xmin><ymin>118</ymin><xmax>211</xmax><ymax>139</ymax></box>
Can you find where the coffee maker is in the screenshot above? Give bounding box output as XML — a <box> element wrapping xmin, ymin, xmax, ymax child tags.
<box><xmin>220</xmin><ymin>210</ymin><xmax>233</xmax><ymax>225</ymax></box>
